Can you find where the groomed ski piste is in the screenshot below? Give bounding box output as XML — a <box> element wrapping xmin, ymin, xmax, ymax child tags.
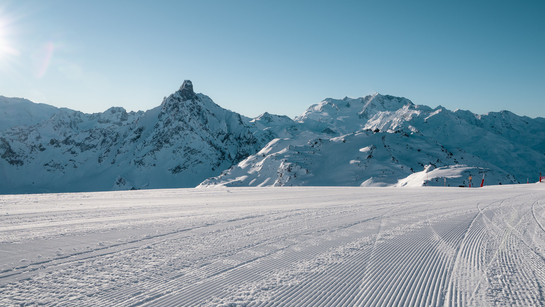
<box><xmin>1</xmin><ymin>184</ymin><xmax>545</xmax><ymax>306</ymax></box>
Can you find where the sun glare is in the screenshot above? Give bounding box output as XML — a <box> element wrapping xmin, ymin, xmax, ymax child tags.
<box><xmin>0</xmin><ymin>20</ymin><xmax>6</xmax><ymax>57</ymax></box>
<box><xmin>0</xmin><ymin>15</ymin><xmax>19</xmax><ymax>65</ymax></box>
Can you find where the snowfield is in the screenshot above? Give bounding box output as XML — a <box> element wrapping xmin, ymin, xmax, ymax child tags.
<box><xmin>1</xmin><ymin>185</ymin><xmax>545</xmax><ymax>306</ymax></box>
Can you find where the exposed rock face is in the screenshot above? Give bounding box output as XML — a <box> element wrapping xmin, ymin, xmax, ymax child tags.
<box><xmin>179</xmin><ymin>80</ymin><xmax>196</xmax><ymax>101</ymax></box>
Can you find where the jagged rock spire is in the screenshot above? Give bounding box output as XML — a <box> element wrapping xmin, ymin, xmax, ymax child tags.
<box><xmin>179</xmin><ymin>80</ymin><xmax>196</xmax><ymax>100</ymax></box>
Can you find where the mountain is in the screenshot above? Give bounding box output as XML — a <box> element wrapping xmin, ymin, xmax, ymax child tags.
<box><xmin>0</xmin><ymin>96</ymin><xmax>63</xmax><ymax>131</ymax></box>
<box><xmin>0</xmin><ymin>81</ymin><xmax>282</xmax><ymax>194</ymax></box>
<box><xmin>200</xmin><ymin>94</ymin><xmax>543</xmax><ymax>188</ymax></box>
<box><xmin>199</xmin><ymin>130</ymin><xmax>516</xmax><ymax>188</ymax></box>
<box><xmin>1</xmin><ymin>84</ymin><xmax>544</xmax><ymax>194</ymax></box>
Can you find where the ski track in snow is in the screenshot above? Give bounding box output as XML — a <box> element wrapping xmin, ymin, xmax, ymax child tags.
<box><xmin>1</xmin><ymin>185</ymin><xmax>544</xmax><ymax>306</ymax></box>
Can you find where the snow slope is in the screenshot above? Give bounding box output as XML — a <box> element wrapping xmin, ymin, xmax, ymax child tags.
<box><xmin>1</xmin><ymin>185</ymin><xmax>545</xmax><ymax>306</ymax></box>
<box><xmin>200</xmin><ymin>130</ymin><xmax>516</xmax><ymax>188</ymax></box>
<box><xmin>0</xmin><ymin>96</ymin><xmax>62</xmax><ymax>131</ymax></box>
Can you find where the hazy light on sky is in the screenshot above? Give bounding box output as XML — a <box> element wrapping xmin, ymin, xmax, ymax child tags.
<box><xmin>0</xmin><ymin>0</ymin><xmax>544</xmax><ymax>119</ymax></box>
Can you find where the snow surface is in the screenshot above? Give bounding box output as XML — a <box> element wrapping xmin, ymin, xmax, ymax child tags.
<box><xmin>2</xmin><ymin>184</ymin><xmax>545</xmax><ymax>306</ymax></box>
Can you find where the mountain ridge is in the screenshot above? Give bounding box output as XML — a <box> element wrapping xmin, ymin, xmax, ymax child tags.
<box><xmin>1</xmin><ymin>81</ymin><xmax>544</xmax><ymax>193</ymax></box>
<box><xmin>0</xmin><ymin>81</ymin><xmax>279</xmax><ymax>193</ymax></box>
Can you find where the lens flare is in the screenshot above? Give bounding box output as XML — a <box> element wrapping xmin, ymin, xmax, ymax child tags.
<box><xmin>32</xmin><ymin>41</ymin><xmax>55</xmax><ymax>78</ymax></box>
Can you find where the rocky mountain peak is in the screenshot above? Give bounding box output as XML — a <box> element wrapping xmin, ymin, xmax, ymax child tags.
<box><xmin>179</xmin><ymin>80</ymin><xmax>196</xmax><ymax>100</ymax></box>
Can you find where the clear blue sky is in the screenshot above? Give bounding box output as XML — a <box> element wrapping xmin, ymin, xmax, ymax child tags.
<box><xmin>1</xmin><ymin>0</ymin><xmax>544</xmax><ymax>119</ymax></box>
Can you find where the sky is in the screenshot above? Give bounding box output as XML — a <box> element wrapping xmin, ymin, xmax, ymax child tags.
<box><xmin>0</xmin><ymin>0</ymin><xmax>544</xmax><ymax>119</ymax></box>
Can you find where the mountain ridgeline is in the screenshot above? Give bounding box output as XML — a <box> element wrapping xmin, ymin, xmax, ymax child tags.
<box><xmin>1</xmin><ymin>81</ymin><xmax>544</xmax><ymax>193</ymax></box>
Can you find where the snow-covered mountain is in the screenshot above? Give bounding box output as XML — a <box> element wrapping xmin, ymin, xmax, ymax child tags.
<box><xmin>0</xmin><ymin>81</ymin><xmax>282</xmax><ymax>193</ymax></box>
<box><xmin>0</xmin><ymin>96</ymin><xmax>63</xmax><ymax>131</ymax></box>
<box><xmin>200</xmin><ymin>130</ymin><xmax>516</xmax><ymax>188</ymax></box>
<box><xmin>1</xmin><ymin>84</ymin><xmax>544</xmax><ymax>194</ymax></box>
<box><xmin>200</xmin><ymin>94</ymin><xmax>543</xmax><ymax>188</ymax></box>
